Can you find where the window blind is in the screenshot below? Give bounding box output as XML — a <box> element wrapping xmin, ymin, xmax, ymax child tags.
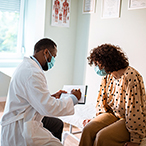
<box><xmin>0</xmin><ymin>0</ymin><xmax>21</xmax><ymax>12</ymax></box>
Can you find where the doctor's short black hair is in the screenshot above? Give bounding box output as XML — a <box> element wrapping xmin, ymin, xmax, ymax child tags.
<box><xmin>87</xmin><ymin>44</ymin><xmax>129</xmax><ymax>73</ymax></box>
<box><xmin>34</xmin><ymin>38</ymin><xmax>57</xmax><ymax>53</ymax></box>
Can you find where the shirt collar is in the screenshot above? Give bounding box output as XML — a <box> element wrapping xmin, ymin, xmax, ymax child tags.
<box><xmin>30</xmin><ymin>56</ymin><xmax>43</xmax><ymax>71</ymax></box>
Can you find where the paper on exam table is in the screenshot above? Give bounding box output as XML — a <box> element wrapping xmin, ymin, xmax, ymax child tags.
<box><xmin>60</xmin><ymin>85</ymin><xmax>87</xmax><ymax>104</ymax></box>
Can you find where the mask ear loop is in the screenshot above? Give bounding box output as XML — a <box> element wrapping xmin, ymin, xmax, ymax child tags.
<box><xmin>44</xmin><ymin>53</ymin><xmax>52</xmax><ymax>69</ymax></box>
<box><xmin>44</xmin><ymin>49</ymin><xmax>52</xmax><ymax>62</ymax></box>
<box><xmin>48</xmin><ymin>50</ymin><xmax>53</xmax><ymax>58</ymax></box>
<box><xmin>44</xmin><ymin>54</ymin><xmax>48</xmax><ymax>62</ymax></box>
<box><xmin>47</xmin><ymin>50</ymin><xmax>53</xmax><ymax>63</ymax></box>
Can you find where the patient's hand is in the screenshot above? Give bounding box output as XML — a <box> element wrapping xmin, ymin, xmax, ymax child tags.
<box><xmin>83</xmin><ymin>119</ymin><xmax>91</xmax><ymax>127</ymax></box>
<box><xmin>52</xmin><ymin>90</ymin><xmax>67</xmax><ymax>99</ymax></box>
<box><xmin>124</xmin><ymin>142</ymin><xmax>139</xmax><ymax>146</ymax></box>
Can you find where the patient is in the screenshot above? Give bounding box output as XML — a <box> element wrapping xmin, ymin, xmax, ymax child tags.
<box><xmin>79</xmin><ymin>44</ymin><xmax>146</xmax><ymax>146</ymax></box>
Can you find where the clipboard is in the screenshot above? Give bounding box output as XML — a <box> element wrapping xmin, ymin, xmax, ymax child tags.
<box><xmin>60</xmin><ymin>85</ymin><xmax>88</xmax><ymax>104</ymax></box>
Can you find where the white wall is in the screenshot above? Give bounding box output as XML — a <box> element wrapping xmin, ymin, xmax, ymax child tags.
<box><xmin>44</xmin><ymin>0</ymin><xmax>79</xmax><ymax>93</ymax></box>
<box><xmin>44</xmin><ymin>0</ymin><xmax>146</xmax><ymax>103</ymax></box>
<box><xmin>1</xmin><ymin>0</ymin><xmax>146</xmax><ymax>104</ymax></box>
<box><xmin>83</xmin><ymin>0</ymin><xmax>146</xmax><ymax>103</ymax></box>
<box><xmin>72</xmin><ymin>0</ymin><xmax>91</xmax><ymax>85</ymax></box>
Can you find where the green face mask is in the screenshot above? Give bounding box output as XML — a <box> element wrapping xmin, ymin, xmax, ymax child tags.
<box><xmin>44</xmin><ymin>50</ymin><xmax>55</xmax><ymax>70</ymax></box>
<box><xmin>94</xmin><ymin>65</ymin><xmax>108</xmax><ymax>76</ymax></box>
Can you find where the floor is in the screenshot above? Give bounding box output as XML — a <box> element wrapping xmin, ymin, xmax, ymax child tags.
<box><xmin>63</xmin><ymin>123</ymin><xmax>81</xmax><ymax>146</ymax></box>
<box><xmin>0</xmin><ymin>102</ymin><xmax>81</xmax><ymax>146</ymax></box>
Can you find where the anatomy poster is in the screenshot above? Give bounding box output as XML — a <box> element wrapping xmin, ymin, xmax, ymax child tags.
<box><xmin>51</xmin><ymin>0</ymin><xmax>71</xmax><ymax>27</ymax></box>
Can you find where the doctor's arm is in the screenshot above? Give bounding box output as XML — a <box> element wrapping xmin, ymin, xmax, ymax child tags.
<box><xmin>25</xmin><ymin>73</ymin><xmax>81</xmax><ymax>116</ymax></box>
<box><xmin>52</xmin><ymin>89</ymin><xmax>81</xmax><ymax>104</ymax></box>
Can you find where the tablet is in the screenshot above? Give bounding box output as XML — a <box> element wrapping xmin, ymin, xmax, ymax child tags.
<box><xmin>60</xmin><ymin>85</ymin><xmax>88</xmax><ymax>104</ymax></box>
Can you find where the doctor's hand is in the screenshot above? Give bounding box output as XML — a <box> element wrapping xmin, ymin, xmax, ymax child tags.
<box><xmin>51</xmin><ymin>90</ymin><xmax>67</xmax><ymax>99</ymax></box>
<box><xmin>71</xmin><ymin>89</ymin><xmax>81</xmax><ymax>101</ymax></box>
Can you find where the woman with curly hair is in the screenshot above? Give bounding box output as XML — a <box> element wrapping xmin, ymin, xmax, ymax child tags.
<box><xmin>79</xmin><ymin>44</ymin><xmax>146</xmax><ymax>146</ymax></box>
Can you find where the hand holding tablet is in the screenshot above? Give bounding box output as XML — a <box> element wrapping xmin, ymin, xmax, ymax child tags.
<box><xmin>60</xmin><ymin>85</ymin><xmax>88</xmax><ymax>104</ymax></box>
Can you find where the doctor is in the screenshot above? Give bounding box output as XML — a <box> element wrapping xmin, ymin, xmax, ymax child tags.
<box><xmin>0</xmin><ymin>38</ymin><xmax>81</xmax><ymax>146</ymax></box>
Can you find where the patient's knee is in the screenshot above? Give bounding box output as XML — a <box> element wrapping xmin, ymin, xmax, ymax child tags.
<box><xmin>82</xmin><ymin>121</ymin><xmax>100</xmax><ymax>139</ymax></box>
<box><xmin>82</xmin><ymin>123</ymin><xmax>92</xmax><ymax>135</ymax></box>
<box><xmin>94</xmin><ymin>129</ymin><xmax>107</xmax><ymax>146</ymax></box>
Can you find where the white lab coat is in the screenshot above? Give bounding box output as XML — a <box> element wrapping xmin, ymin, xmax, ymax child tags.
<box><xmin>0</xmin><ymin>57</ymin><xmax>75</xmax><ymax>146</ymax></box>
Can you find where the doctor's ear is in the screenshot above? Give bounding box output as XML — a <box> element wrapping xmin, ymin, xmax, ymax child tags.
<box><xmin>43</xmin><ymin>49</ymin><xmax>49</xmax><ymax>55</ymax></box>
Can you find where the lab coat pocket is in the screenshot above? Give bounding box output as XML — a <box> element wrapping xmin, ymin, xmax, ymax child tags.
<box><xmin>23</xmin><ymin>120</ymin><xmax>52</xmax><ymax>146</ymax></box>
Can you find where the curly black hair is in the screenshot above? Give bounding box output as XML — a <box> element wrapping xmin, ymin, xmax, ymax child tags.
<box><xmin>87</xmin><ymin>44</ymin><xmax>129</xmax><ymax>73</ymax></box>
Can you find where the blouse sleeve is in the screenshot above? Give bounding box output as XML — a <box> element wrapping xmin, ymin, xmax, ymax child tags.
<box><xmin>96</xmin><ymin>76</ymin><xmax>107</xmax><ymax>114</ymax></box>
<box><xmin>125</xmin><ymin>77</ymin><xmax>146</xmax><ymax>144</ymax></box>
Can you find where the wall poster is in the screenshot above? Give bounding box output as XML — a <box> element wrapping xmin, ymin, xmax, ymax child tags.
<box><xmin>128</xmin><ymin>0</ymin><xmax>146</xmax><ymax>10</ymax></box>
<box><xmin>101</xmin><ymin>0</ymin><xmax>121</xmax><ymax>18</ymax></box>
<box><xmin>51</xmin><ymin>0</ymin><xmax>71</xmax><ymax>27</ymax></box>
<box><xmin>83</xmin><ymin>0</ymin><xmax>95</xmax><ymax>14</ymax></box>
